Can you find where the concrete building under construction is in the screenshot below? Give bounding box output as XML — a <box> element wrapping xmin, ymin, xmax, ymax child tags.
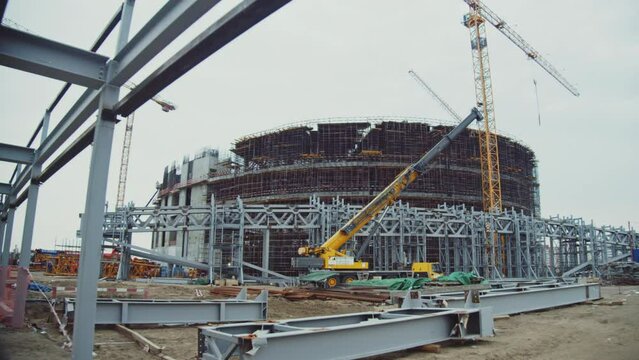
<box><xmin>152</xmin><ymin>117</ymin><xmax>539</xmax><ymax>275</ymax></box>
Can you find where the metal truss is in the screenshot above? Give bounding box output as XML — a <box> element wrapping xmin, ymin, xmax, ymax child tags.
<box><xmin>415</xmin><ymin>283</ymin><xmax>601</xmax><ymax>316</ymax></box>
<box><xmin>198</xmin><ymin>306</ymin><xmax>493</xmax><ymax>360</ymax></box>
<box><xmin>105</xmin><ymin>197</ymin><xmax>637</xmax><ymax>282</ymax></box>
<box><xmin>64</xmin><ymin>288</ymin><xmax>267</xmax><ymax>325</ymax></box>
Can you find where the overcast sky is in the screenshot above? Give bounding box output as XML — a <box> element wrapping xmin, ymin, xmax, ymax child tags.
<box><xmin>1</xmin><ymin>0</ymin><xmax>637</xmax><ymax>251</ymax></box>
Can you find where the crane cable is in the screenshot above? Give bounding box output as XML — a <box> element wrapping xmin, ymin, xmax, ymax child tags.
<box><xmin>529</xmin><ymin>61</ymin><xmax>542</xmax><ymax>126</ymax></box>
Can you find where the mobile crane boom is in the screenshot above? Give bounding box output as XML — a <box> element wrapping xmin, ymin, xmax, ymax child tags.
<box><xmin>298</xmin><ymin>108</ymin><xmax>483</xmax><ymax>269</ymax></box>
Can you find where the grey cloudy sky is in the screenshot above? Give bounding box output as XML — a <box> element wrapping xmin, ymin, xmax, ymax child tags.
<box><xmin>1</xmin><ymin>0</ymin><xmax>637</xmax><ymax>251</ymax></box>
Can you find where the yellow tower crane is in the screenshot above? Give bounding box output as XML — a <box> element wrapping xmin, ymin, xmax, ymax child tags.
<box><xmin>461</xmin><ymin>0</ymin><xmax>579</xmax><ymax>277</ymax></box>
<box><xmin>115</xmin><ymin>82</ymin><xmax>176</xmax><ymax>209</ymax></box>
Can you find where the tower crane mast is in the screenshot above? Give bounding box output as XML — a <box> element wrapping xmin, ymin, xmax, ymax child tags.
<box><xmin>115</xmin><ymin>82</ymin><xmax>176</xmax><ymax>209</ymax></box>
<box><xmin>463</xmin><ymin>0</ymin><xmax>502</xmax><ymax>215</ymax></box>
<box><xmin>460</xmin><ymin>0</ymin><xmax>579</xmax><ymax>277</ymax></box>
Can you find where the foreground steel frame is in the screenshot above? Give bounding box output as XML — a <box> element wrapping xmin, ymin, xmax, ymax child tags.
<box><xmin>64</xmin><ymin>289</ymin><xmax>267</xmax><ymax>325</ymax></box>
<box><xmin>0</xmin><ymin>1</ymin><xmax>293</xmax><ymax>358</ymax></box>
<box><xmin>104</xmin><ymin>197</ymin><xmax>637</xmax><ymax>282</ymax></box>
<box><xmin>416</xmin><ymin>283</ymin><xmax>601</xmax><ymax>316</ymax></box>
<box><xmin>198</xmin><ymin>306</ymin><xmax>493</xmax><ymax>360</ymax></box>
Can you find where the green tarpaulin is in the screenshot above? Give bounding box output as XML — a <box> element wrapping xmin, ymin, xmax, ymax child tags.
<box><xmin>299</xmin><ymin>271</ymin><xmax>338</xmax><ymax>282</ymax></box>
<box><xmin>435</xmin><ymin>271</ymin><xmax>485</xmax><ymax>285</ymax></box>
<box><xmin>349</xmin><ymin>277</ymin><xmax>431</xmax><ymax>290</ymax></box>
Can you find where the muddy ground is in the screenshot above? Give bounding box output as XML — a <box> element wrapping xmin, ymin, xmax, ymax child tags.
<box><xmin>1</xmin><ymin>274</ymin><xmax>638</xmax><ymax>360</ymax></box>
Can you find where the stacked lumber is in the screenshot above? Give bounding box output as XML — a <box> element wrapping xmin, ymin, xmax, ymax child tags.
<box><xmin>210</xmin><ymin>286</ymin><xmax>389</xmax><ymax>303</ymax></box>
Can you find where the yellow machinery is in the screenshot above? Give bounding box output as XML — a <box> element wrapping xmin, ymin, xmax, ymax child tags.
<box><xmin>296</xmin><ymin>108</ymin><xmax>483</xmax><ymax>281</ymax></box>
<box><xmin>411</xmin><ymin>262</ymin><xmax>443</xmax><ymax>280</ymax></box>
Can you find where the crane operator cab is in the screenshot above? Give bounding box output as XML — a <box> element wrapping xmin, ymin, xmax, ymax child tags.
<box><xmin>411</xmin><ymin>262</ymin><xmax>443</xmax><ymax>280</ymax></box>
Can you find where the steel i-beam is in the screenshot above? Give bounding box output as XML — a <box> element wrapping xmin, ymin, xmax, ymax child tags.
<box><xmin>64</xmin><ymin>288</ymin><xmax>267</xmax><ymax>325</ymax></box>
<box><xmin>198</xmin><ymin>306</ymin><xmax>493</xmax><ymax>360</ymax></box>
<box><xmin>418</xmin><ymin>283</ymin><xmax>601</xmax><ymax>316</ymax></box>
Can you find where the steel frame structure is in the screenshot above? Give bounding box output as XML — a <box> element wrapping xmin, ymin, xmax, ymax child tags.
<box><xmin>106</xmin><ymin>197</ymin><xmax>636</xmax><ymax>282</ymax></box>
<box><xmin>415</xmin><ymin>283</ymin><xmax>601</xmax><ymax>316</ymax></box>
<box><xmin>0</xmin><ymin>1</ymin><xmax>293</xmax><ymax>358</ymax></box>
<box><xmin>198</xmin><ymin>306</ymin><xmax>493</xmax><ymax>360</ymax></box>
<box><xmin>64</xmin><ymin>288</ymin><xmax>268</xmax><ymax>325</ymax></box>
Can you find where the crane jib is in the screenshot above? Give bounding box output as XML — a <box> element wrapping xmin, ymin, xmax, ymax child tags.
<box><xmin>324</xmin><ymin>108</ymin><xmax>482</xmax><ymax>252</ymax></box>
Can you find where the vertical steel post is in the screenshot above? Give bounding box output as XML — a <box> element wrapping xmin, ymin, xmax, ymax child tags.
<box><xmin>237</xmin><ymin>197</ymin><xmax>245</xmax><ymax>284</ymax></box>
<box><xmin>514</xmin><ymin>214</ymin><xmax>522</xmax><ymax>278</ymax></box>
<box><xmin>0</xmin><ymin>211</ymin><xmax>7</xmax><ymax>300</ymax></box>
<box><xmin>0</xmin><ymin>194</ymin><xmax>17</xmax><ymax>300</ymax></box>
<box><xmin>208</xmin><ymin>197</ymin><xmax>216</xmax><ymax>284</ymax></box>
<box><xmin>12</xmin><ymin>111</ymin><xmax>50</xmax><ymax>327</ymax></box>
<box><xmin>0</xmin><ymin>218</ymin><xmax>6</xmax><ymax>263</ymax></box>
<box><xmin>72</xmin><ymin>1</ymin><xmax>134</xmax><ymax>358</ymax></box>
<box><xmin>262</xmin><ymin>228</ymin><xmax>270</xmax><ymax>278</ymax></box>
<box><xmin>72</xmin><ymin>83</ymin><xmax>118</xmax><ymax>359</ymax></box>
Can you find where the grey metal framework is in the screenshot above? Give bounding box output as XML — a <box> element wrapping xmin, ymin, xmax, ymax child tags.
<box><xmin>104</xmin><ymin>197</ymin><xmax>637</xmax><ymax>282</ymax></box>
<box><xmin>0</xmin><ymin>1</ymin><xmax>293</xmax><ymax>358</ymax></box>
<box><xmin>198</xmin><ymin>306</ymin><xmax>493</xmax><ymax>360</ymax></box>
<box><xmin>414</xmin><ymin>283</ymin><xmax>601</xmax><ymax>316</ymax></box>
<box><xmin>64</xmin><ymin>288</ymin><xmax>268</xmax><ymax>325</ymax></box>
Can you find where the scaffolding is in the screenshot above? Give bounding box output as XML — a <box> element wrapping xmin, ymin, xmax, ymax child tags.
<box><xmin>158</xmin><ymin>119</ymin><xmax>539</xmax><ymax>215</ymax></box>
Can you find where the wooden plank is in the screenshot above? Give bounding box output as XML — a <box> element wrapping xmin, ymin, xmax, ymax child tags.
<box><xmin>114</xmin><ymin>324</ymin><xmax>164</xmax><ymax>355</ymax></box>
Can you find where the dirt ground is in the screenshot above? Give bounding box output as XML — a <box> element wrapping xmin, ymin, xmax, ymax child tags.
<box><xmin>1</xmin><ymin>274</ymin><xmax>638</xmax><ymax>360</ymax></box>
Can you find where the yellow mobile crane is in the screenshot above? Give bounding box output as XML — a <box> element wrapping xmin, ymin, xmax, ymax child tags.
<box><xmin>295</xmin><ymin>108</ymin><xmax>483</xmax><ymax>287</ymax></box>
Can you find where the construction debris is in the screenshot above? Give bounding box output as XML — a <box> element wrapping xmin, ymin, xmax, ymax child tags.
<box><xmin>115</xmin><ymin>324</ymin><xmax>164</xmax><ymax>355</ymax></box>
<box><xmin>418</xmin><ymin>344</ymin><xmax>442</xmax><ymax>353</ymax></box>
<box><xmin>593</xmin><ymin>300</ymin><xmax>625</xmax><ymax>306</ymax></box>
<box><xmin>600</xmin><ymin>262</ymin><xmax>639</xmax><ymax>285</ymax></box>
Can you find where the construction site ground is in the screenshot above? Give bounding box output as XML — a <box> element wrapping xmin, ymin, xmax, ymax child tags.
<box><xmin>1</xmin><ymin>273</ymin><xmax>638</xmax><ymax>360</ymax></box>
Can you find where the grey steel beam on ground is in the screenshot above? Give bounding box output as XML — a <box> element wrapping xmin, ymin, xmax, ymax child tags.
<box><xmin>64</xmin><ymin>289</ymin><xmax>267</xmax><ymax>325</ymax></box>
<box><xmin>0</xmin><ymin>143</ymin><xmax>34</xmax><ymax>165</ymax></box>
<box><xmin>419</xmin><ymin>283</ymin><xmax>601</xmax><ymax>316</ymax></box>
<box><xmin>198</xmin><ymin>307</ymin><xmax>493</xmax><ymax>360</ymax></box>
<box><xmin>0</xmin><ymin>26</ymin><xmax>108</xmax><ymax>88</ymax></box>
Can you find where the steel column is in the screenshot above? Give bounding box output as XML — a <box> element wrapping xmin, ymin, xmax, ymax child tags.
<box><xmin>71</xmin><ymin>2</ymin><xmax>134</xmax><ymax>358</ymax></box>
<box><xmin>0</xmin><ymin>194</ymin><xmax>16</xmax><ymax>300</ymax></box>
<box><xmin>0</xmin><ymin>217</ymin><xmax>5</xmax><ymax>300</ymax></box>
<box><xmin>262</xmin><ymin>228</ymin><xmax>270</xmax><ymax>278</ymax></box>
<box><xmin>11</xmin><ymin>111</ymin><xmax>49</xmax><ymax>327</ymax></box>
<box><xmin>10</xmin><ymin>165</ymin><xmax>41</xmax><ymax>327</ymax></box>
<box><xmin>208</xmin><ymin>198</ymin><xmax>216</xmax><ymax>284</ymax></box>
<box><xmin>0</xmin><ymin>219</ymin><xmax>5</xmax><ymax>263</ymax></box>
